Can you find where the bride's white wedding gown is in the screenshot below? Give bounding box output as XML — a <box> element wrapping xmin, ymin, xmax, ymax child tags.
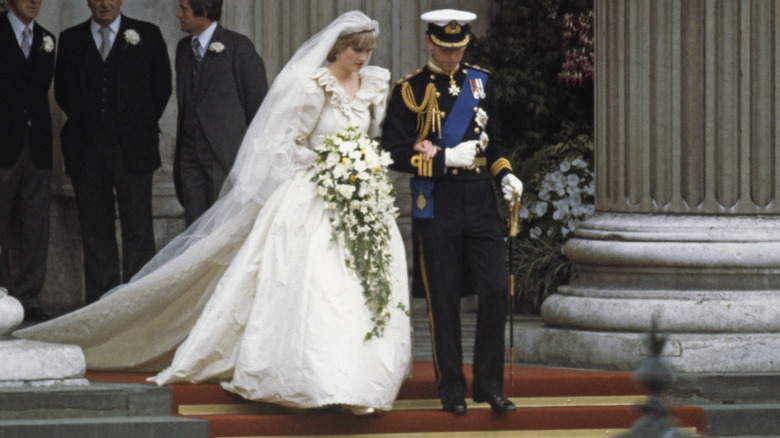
<box><xmin>15</xmin><ymin>65</ymin><xmax>412</xmax><ymax>411</ymax></box>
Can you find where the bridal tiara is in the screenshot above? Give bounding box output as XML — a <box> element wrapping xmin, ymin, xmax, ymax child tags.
<box><xmin>339</xmin><ymin>19</ymin><xmax>379</xmax><ymax>36</ymax></box>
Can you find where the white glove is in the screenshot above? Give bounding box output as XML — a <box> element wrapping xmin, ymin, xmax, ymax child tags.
<box><xmin>501</xmin><ymin>173</ymin><xmax>523</xmax><ymax>201</ymax></box>
<box><xmin>444</xmin><ymin>140</ymin><xmax>478</xmax><ymax>168</ymax></box>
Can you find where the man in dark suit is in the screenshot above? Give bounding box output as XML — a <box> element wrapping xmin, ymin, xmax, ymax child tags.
<box><xmin>174</xmin><ymin>0</ymin><xmax>267</xmax><ymax>225</ymax></box>
<box><xmin>0</xmin><ymin>0</ymin><xmax>55</xmax><ymax>321</ymax></box>
<box><xmin>382</xmin><ymin>9</ymin><xmax>523</xmax><ymax>415</ymax></box>
<box><xmin>55</xmin><ymin>0</ymin><xmax>172</xmax><ymax>304</ymax></box>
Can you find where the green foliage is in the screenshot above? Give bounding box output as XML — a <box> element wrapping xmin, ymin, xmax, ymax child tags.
<box><xmin>508</xmin><ymin>132</ymin><xmax>593</xmax><ymax>312</ymax></box>
<box><xmin>466</xmin><ymin>0</ymin><xmax>593</xmax><ymax>180</ymax></box>
<box><xmin>508</xmin><ymin>230</ymin><xmax>573</xmax><ymax>312</ymax></box>
<box><xmin>470</xmin><ymin>0</ymin><xmax>595</xmax><ymax>312</ymax></box>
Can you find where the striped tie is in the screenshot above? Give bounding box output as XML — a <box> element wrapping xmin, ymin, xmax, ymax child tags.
<box><xmin>21</xmin><ymin>27</ymin><xmax>31</xmax><ymax>58</ymax></box>
<box><xmin>192</xmin><ymin>37</ymin><xmax>202</xmax><ymax>62</ymax></box>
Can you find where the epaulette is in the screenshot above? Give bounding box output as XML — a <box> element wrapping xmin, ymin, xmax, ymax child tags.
<box><xmin>395</xmin><ymin>68</ymin><xmax>425</xmax><ymax>85</ymax></box>
<box><xmin>463</xmin><ymin>62</ymin><xmax>491</xmax><ymax>75</ymax></box>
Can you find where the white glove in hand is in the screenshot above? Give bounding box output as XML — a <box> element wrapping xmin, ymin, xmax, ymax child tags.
<box><xmin>501</xmin><ymin>174</ymin><xmax>523</xmax><ymax>201</ymax></box>
<box><xmin>444</xmin><ymin>140</ymin><xmax>478</xmax><ymax>168</ymax></box>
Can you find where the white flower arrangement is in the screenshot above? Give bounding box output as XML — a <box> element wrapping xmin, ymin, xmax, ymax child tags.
<box><xmin>520</xmin><ymin>153</ymin><xmax>594</xmax><ymax>238</ymax></box>
<box><xmin>41</xmin><ymin>35</ymin><xmax>54</xmax><ymax>53</ymax></box>
<box><xmin>208</xmin><ymin>42</ymin><xmax>225</xmax><ymax>53</ymax></box>
<box><xmin>310</xmin><ymin>126</ymin><xmax>401</xmax><ymax>340</ymax></box>
<box><xmin>124</xmin><ymin>29</ymin><xmax>140</xmax><ymax>46</ymax></box>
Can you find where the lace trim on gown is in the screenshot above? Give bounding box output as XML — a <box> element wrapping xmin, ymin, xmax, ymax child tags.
<box><xmin>311</xmin><ymin>66</ymin><xmax>390</xmax><ymax>114</ymax></box>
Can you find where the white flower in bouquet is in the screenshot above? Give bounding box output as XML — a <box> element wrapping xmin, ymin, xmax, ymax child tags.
<box><xmin>310</xmin><ymin>126</ymin><xmax>401</xmax><ymax>340</ymax></box>
<box><xmin>353</xmin><ymin>160</ymin><xmax>368</xmax><ymax>173</ymax></box>
<box><xmin>339</xmin><ymin>140</ymin><xmax>357</xmax><ymax>155</ymax></box>
<box><xmin>336</xmin><ymin>184</ymin><xmax>356</xmax><ymax>199</ymax></box>
<box><xmin>332</xmin><ymin>163</ymin><xmax>348</xmax><ymax>179</ymax></box>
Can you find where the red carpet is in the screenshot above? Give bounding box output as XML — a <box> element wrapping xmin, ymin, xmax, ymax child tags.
<box><xmin>86</xmin><ymin>361</ymin><xmax>705</xmax><ymax>437</ymax></box>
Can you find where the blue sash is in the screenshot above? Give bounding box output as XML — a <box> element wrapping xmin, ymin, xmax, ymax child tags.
<box><xmin>412</xmin><ymin>68</ymin><xmax>487</xmax><ymax>220</ymax></box>
<box><xmin>437</xmin><ymin>68</ymin><xmax>487</xmax><ymax>148</ymax></box>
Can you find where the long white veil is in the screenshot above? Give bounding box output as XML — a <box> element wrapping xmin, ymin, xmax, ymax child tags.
<box><xmin>133</xmin><ymin>10</ymin><xmax>380</xmax><ymax>278</ymax></box>
<box><xmin>14</xmin><ymin>11</ymin><xmax>381</xmax><ymax>369</ymax></box>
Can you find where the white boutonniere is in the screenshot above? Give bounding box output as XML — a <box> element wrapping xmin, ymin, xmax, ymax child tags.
<box><xmin>124</xmin><ymin>29</ymin><xmax>140</xmax><ymax>46</ymax></box>
<box><xmin>475</xmin><ymin>108</ymin><xmax>488</xmax><ymax>129</ymax></box>
<box><xmin>208</xmin><ymin>42</ymin><xmax>225</xmax><ymax>53</ymax></box>
<box><xmin>41</xmin><ymin>35</ymin><xmax>54</xmax><ymax>53</ymax></box>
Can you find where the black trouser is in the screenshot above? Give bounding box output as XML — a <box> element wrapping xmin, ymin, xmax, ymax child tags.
<box><xmin>415</xmin><ymin>178</ymin><xmax>508</xmax><ymax>404</ymax></box>
<box><xmin>178</xmin><ymin>138</ymin><xmax>227</xmax><ymax>226</ymax></box>
<box><xmin>71</xmin><ymin>139</ymin><xmax>155</xmax><ymax>304</ymax></box>
<box><xmin>0</xmin><ymin>132</ymin><xmax>50</xmax><ymax>311</ymax></box>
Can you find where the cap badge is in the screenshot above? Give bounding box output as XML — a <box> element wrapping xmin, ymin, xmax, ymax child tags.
<box><xmin>445</xmin><ymin>20</ymin><xmax>462</xmax><ymax>35</ymax></box>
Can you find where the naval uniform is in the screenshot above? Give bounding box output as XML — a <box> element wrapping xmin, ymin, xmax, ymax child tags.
<box><xmin>382</xmin><ymin>62</ymin><xmax>514</xmax><ymax>405</ymax></box>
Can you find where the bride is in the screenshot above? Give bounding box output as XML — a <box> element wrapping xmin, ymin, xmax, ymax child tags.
<box><xmin>15</xmin><ymin>11</ymin><xmax>411</xmax><ymax>414</ymax></box>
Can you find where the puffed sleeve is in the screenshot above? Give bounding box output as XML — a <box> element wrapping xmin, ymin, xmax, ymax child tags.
<box><xmin>362</xmin><ymin>67</ymin><xmax>391</xmax><ymax>139</ymax></box>
<box><xmin>290</xmin><ymin>67</ymin><xmax>328</xmax><ymax>149</ymax></box>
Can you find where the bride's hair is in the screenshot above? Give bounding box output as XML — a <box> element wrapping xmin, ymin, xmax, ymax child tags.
<box><xmin>326</xmin><ymin>30</ymin><xmax>377</xmax><ymax>62</ymax></box>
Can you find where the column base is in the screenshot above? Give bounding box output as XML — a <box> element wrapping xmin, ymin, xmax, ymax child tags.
<box><xmin>0</xmin><ymin>338</ymin><xmax>87</xmax><ymax>387</ymax></box>
<box><xmin>515</xmin><ymin>320</ymin><xmax>780</xmax><ymax>373</ymax></box>
<box><xmin>536</xmin><ymin>212</ymin><xmax>780</xmax><ymax>372</ymax></box>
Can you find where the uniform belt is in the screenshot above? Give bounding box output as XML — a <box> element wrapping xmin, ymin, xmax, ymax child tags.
<box><xmin>447</xmin><ymin>157</ymin><xmax>487</xmax><ymax>176</ymax></box>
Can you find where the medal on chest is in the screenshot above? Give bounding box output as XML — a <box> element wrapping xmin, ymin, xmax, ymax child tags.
<box><xmin>448</xmin><ymin>73</ymin><xmax>461</xmax><ymax>96</ymax></box>
<box><xmin>469</xmin><ymin>78</ymin><xmax>486</xmax><ymax>99</ymax></box>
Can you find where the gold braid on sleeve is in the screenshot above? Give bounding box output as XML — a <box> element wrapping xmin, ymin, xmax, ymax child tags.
<box><xmin>401</xmin><ymin>82</ymin><xmax>441</xmax><ymax>142</ymax></box>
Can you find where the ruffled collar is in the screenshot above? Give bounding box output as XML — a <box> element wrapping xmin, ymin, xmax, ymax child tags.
<box><xmin>311</xmin><ymin>66</ymin><xmax>389</xmax><ymax>112</ymax></box>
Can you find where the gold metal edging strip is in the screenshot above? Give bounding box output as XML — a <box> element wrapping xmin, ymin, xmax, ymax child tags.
<box><xmin>180</xmin><ymin>395</ymin><xmax>648</xmax><ymax>416</ymax></box>
<box><xmin>217</xmin><ymin>427</ymin><xmax>698</xmax><ymax>438</ymax></box>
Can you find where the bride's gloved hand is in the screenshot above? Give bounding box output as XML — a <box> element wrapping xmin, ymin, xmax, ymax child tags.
<box><xmin>444</xmin><ymin>140</ymin><xmax>478</xmax><ymax>168</ymax></box>
<box><xmin>292</xmin><ymin>144</ymin><xmax>317</xmax><ymax>167</ymax></box>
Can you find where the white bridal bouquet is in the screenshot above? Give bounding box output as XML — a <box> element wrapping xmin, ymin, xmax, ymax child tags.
<box><xmin>310</xmin><ymin>127</ymin><xmax>400</xmax><ymax>340</ymax></box>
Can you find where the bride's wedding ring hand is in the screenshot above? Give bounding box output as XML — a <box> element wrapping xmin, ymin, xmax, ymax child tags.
<box><xmin>414</xmin><ymin>140</ymin><xmax>441</xmax><ymax>161</ymax></box>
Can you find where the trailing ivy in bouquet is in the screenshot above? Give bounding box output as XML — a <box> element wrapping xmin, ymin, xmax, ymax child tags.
<box><xmin>310</xmin><ymin>126</ymin><xmax>403</xmax><ymax>340</ymax></box>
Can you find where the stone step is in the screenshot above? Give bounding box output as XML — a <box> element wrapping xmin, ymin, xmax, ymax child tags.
<box><xmin>0</xmin><ymin>416</ymin><xmax>208</xmax><ymax>438</ymax></box>
<box><xmin>701</xmin><ymin>404</ymin><xmax>780</xmax><ymax>437</ymax></box>
<box><xmin>0</xmin><ymin>383</ymin><xmax>172</xmax><ymax>420</ymax></box>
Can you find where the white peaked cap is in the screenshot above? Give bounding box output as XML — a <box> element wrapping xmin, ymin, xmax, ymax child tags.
<box><xmin>420</xmin><ymin>9</ymin><xmax>477</xmax><ymax>26</ymax></box>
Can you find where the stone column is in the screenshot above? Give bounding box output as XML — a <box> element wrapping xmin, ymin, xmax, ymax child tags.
<box><xmin>518</xmin><ymin>0</ymin><xmax>780</xmax><ymax>373</ymax></box>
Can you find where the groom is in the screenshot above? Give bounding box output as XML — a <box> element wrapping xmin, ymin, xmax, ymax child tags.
<box><xmin>55</xmin><ymin>0</ymin><xmax>172</xmax><ymax>304</ymax></box>
<box><xmin>174</xmin><ymin>0</ymin><xmax>268</xmax><ymax>225</ymax></box>
<box><xmin>382</xmin><ymin>9</ymin><xmax>522</xmax><ymax>415</ymax></box>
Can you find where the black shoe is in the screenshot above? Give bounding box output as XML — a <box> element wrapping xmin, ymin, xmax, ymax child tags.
<box><xmin>24</xmin><ymin>308</ymin><xmax>51</xmax><ymax>322</ymax></box>
<box><xmin>442</xmin><ymin>399</ymin><xmax>467</xmax><ymax>415</ymax></box>
<box><xmin>474</xmin><ymin>394</ymin><xmax>516</xmax><ymax>413</ymax></box>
